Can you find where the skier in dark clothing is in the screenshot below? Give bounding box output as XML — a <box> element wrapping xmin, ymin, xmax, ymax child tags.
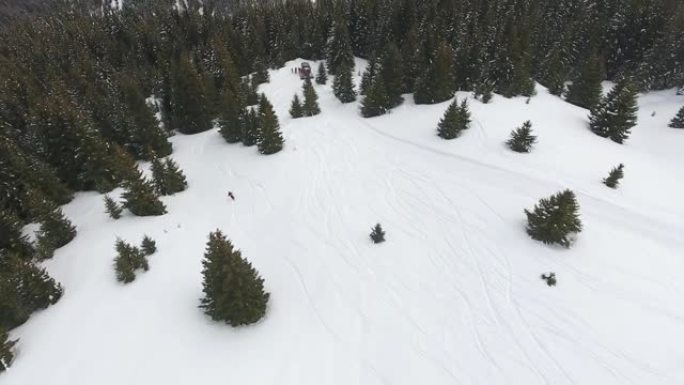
<box><xmin>228</xmin><ymin>191</ymin><xmax>235</xmax><ymax>200</ymax></box>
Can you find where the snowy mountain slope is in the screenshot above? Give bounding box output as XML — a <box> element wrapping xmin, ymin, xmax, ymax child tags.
<box><xmin>5</xmin><ymin>58</ymin><xmax>684</xmax><ymax>385</ymax></box>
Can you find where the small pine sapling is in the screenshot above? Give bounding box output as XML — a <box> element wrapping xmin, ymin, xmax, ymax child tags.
<box><xmin>370</xmin><ymin>223</ymin><xmax>386</xmax><ymax>244</ymax></box>
<box><xmin>603</xmin><ymin>163</ymin><xmax>625</xmax><ymax>188</ymax></box>
<box><xmin>507</xmin><ymin>121</ymin><xmax>537</xmax><ymax>153</ymax></box>
<box><xmin>525</xmin><ymin>190</ymin><xmax>582</xmax><ymax>248</ymax></box>
<box><xmin>104</xmin><ymin>195</ymin><xmax>123</xmax><ymax>219</ymax></box>
<box><xmin>289</xmin><ymin>94</ymin><xmax>303</xmax><ymax>118</ymax></box>
<box><xmin>141</xmin><ymin>235</ymin><xmax>157</xmax><ymax>255</ymax></box>
<box><xmin>114</xmin><ymin>239</ymin><xmax>149</xmax><ymax>283</ymax></box>
<box><xmin>0</xmin><ymin>329</ymin><xmax>17</xmax><ymax>372</ymax></box>
<box><xmin>669</xmin><ymin>106</ymin><xmax>684</xmax><ymax>128</ymax></box>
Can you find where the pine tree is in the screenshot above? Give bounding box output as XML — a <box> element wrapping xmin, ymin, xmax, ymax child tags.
<box><xmin>316</xmin><ymin>62</ymin><xmax>328</xmax><ymax>85</ymax></box>
<box><xmin>589</xmin><ymin>80</ymin><xmax>639</xmax><ymax>144</ymax></box>
<box><xmin>121</xmin><ymin>171</ymin><xmax>166</xmax><ymax>217</ymax></box>
<box><xmin>257</xmin><ymin>95</ymin><xmax>284</xmax><ymax>155</ymax></box>
<box><xmin>240</xmin><ymin>77</ymin><xmax>259</xmax><ymax>106</ymax></box>
<box><xmin>414</xmin><ymin>42</ymin><xmax>455</xmax><ymax>104</ymax></box>
<box><xmin>361</xmin><ymin>72</ymin><xmax>390</xmax><ymax>118</ymax></box>
<box><xmin>114</xmin><ymin>239</ymin><xmax>148</xmax><ymax>284</ymax></box>
<box><xmin>151</xmin><ymin>157</ymin><xmax>187</xmax><ymax>196</ymax></box>
<box><xmin>360</xmin><ymin>58</ymin><xmax>377</xmax><ymax>96</ymax></box>
<box><xmin>326</xmin><ymin>7</ymin><xmax>354</xmax><ymax>75</ymax></box>
<box><xmin>333</xmin><ymin>63</ymin><xmax>357</xmax><ymax>103</ymax></box>
<box><xmin>379</xmin><ymin>42</ymin><xmax>404</xmax><ymax>108</ymax></box>
<box><xmin>289</xmin><ymin>94</ymin><xmax>303</xmax><ymax>118</ymax></box>
<box><xmin>603</xmin><ymin>163</ymin><xmax>625</xmax><ymax>188</ymax></box>
<box><xmin>437</xmin><ymin>98</ymin><xmax>471</xmax><ymax>139</ymax></box>
<box><xmin>35</xmin><ymin>208</ymin><xmax>76</xmax><ymax>260</ymax></box>
<box><xmin>507</xmin><ymin>121</ymin><xmax>537</xmax><ymax>153</ymax></box>
<box><xmin>525</xmin><ymin>190</ymin><xmax>582</xmax><ymax>248</ymax></box>
<box><xmin>566</xmin><ymin>55</ymin><xmax>604</xmax><ymax>110</ymax></box>
<box><xmin>302</xmin><ymin>80</ymin><xmax>321</xmax><ymax>117</ymax></box>
<box><xmin>169</xmin><ymin>56</ymin><xmax>213</xmax><ymax>134</ymax></box>
<box><xmin>218</xmin><ymin>89</ymin><xmax>243</xmax><ymax>143</ymax></box>
<box><xmin>253</xmin><ymin>59</ymin><xmax>270</xmax><ymax>85</ymax></box>
<box><xmin>141</xmin><ymin>235</ymin><xmax>157</xmax><ymax>256</ymax></box>
<box><xmin>104</xmin><ymin>195</ymin><xmax>123</xmax><ymax>219</ymax></box>
<box><xmin>0</xmin><ymin>211</ymin><xmax>34</xmax><ymax>260</ymax></box>
<box><xmin>669</xmin><ymin>106</ymin><xmax>684</xmax><ymax>128</ymax></box>
<box><xmin>199</xmin><ymin>230</ymin><xmax>269</xmax><ymax>326</ymax></box>
<box><xmin>370</xmin><ymin>223</ymin><xmax>385</xmax><ymax>244</ymax></box>
<box><xmin>0</xmin><ymin>329</ymin><xmax>17</xmax><ymax>372</ymax></box>
<box><xmin>242</xmin><ymin>108</ymin><xmax>260</xmax><ymax>146</ymax></box>
<box><xmin>0</xmin><ymin>255</ymin><xmax>63</xmax><ymax>330</ymax></box>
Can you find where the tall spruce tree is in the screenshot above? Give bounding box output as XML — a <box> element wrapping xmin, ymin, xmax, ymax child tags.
<box><xmin>302</xmin><ymin>80</ymin><xmax>321</xmax><ymax>116</ymax></box>
<box><xmin>669</xmin><ymin>106</ymin><xmax>684</xmax><ymax>128</ymax></box>
<box><xmin>333</xmin><ymin>63</ymin><xmax>357</xmax><ymax>103</ymax></box>
<box><xmin>507</xmin><ymin>121</ymin><xmax>537</xmax><ymax>153</ymax></box>
<box><xmin>361</xmin><ymin>72</ymin><xmax>390</xmax><ymax>118</ymax></box>
<box><xmin>170</xmin><ymin>56</ymin><xmax>213</xmax><ymax>134</ymax></box>
<box><xmin>414</xmin><ymin>42</ymin><xmax>456</xmax><ymax>104</ymax></box>
<box><xmin>218</xmin><ymin>89</ymin><xmax>243</xmax><ymax>143</ymax></box>
<box><xmin>525</xmin><ymin>190</ymin><xmax>582</xmax><ymax>248</ymax></box>
<box><xmin>242</xmin><ymin>108</ymin><xmax>260</xmax><ymax>146</ymax></box>
<box><xmin>289</xmin><ymin>94</ymin><xmax>303</xmax><ymax>118</ymax></box>
<box><xmin>35</xmin><ymin>208</ymin><xmax>76</xmax><ymax>260</ymax></box>
<box><xmin>379</xmin><ymin>42</ymin><xmax>405</xmax><ymax>108</ymax></box>
<box><xmin>589</xmin><ymin>80</ymin><xmax>639</xmax><ymax>144</ymax></box>
<box><xmin>566</xmin><ymin>55</ymin><xmax>604</xmax><ymax>110</ymax></box>
<box><xmin>603</xmin><ymin>164</ymin><xmax>625</xmax><ymax>188</ymax></box>
<box><xmin>199</xmin><ymin>230</ymin><xmax>269</xmax><ymax>326</ymax></box>
<box><xmin>121</xmin><ymin>171</ymin><xmax>167</xmax><ymax>216</ymax></box>
<box><xmin>316</xmin><ymin>62</ymin><xmax>328</xmax><ymax>85</ymax></box>
<box><xmin>437</xmin><ymin>98</ymin><xmax>471</xmax><ymax>139</ymax></box>
<box><xmin>326</xmin><ymin>6</ymin><xmax>354</xmax><ymax>75</ymax></box>
<box><xmin>257</xmin><ymin>95</ymin><xmax>284</xmax><ymax>155</ymax></box>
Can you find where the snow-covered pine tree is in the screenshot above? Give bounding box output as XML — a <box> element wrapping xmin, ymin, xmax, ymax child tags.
<box><xmin>326</xmin><ymin>5</ymin><xmax>354</xmax><ymax>75</ymax></box>
<box><xmin>566</xmin><ymin>54</ymin><xmax>604</xmax><ymax>110</ymax></box>
<box><xmin>169</xmin><ymin>56</ymin><xmax>213</xmax><ymax>134</ymax></box>
<box><xmin>141</xmin><ymin>235</ymin><xmax>157</xmax><ymax>256</ymax></box>
<box><xmin>525</xmin><ymin>189</ymin><xmax>582</xmax><ymax>248</ymax></box>
<box><xmin>252</xmin><ymin>59</ymin><xmax>270</xmax><ymax>85</ymax></box>
<box><xmin>669</xmin><ymin>106</ymin><xmax>684</xmax><ymax>128</ymax></box>
<box><xmin>603</xmin><ymin>163</ymin><xmax>625</xmax><ymax>188</ymax></box>
<box><xmin>302</xmin><ymin>80</ymin><xmax>321</xmax><ymax>116</ymax></box>
<box><xmin>257</xmin><ymin>95</ymin><xmax>284</xmax><ymax>155</ymax></box>
<box><xmin>414</xmin><ymin>42</ymin><xmax>455</xmax><ymax>104</ymax></box>
<box><xmin>242</xmin><ymin>108</ymin><xmax>260</xmax><ymax>146</ymax></box>
<box><xmin>589</xmin><ymin>80</ymin><xmax>638</xmax><ymax>144</ymax></box>
<box><xmin>370</xmin><ymin>223</ymin><xmax>385</xmax><ymax>243</ymax></box>
<box><xmin>0</xmin><ymin>329</ymin><xmax>17</xmax><ymax>372</ymax></box>
<box><xmin>121</xmin><ymin>171</ymin><xmax>166</xmax><ymax>216</ymax></box>
<box><xmin>199</xmin><ymin>230</ymin><xmax>269</xmax><ymax>326</ymax></box>
<box><xmin>333</xmin><ymin>63</ymin><xmax>357</xmax><ymax>103</ymax></box>
<box><xmin>436</xmin><ymin>98</ymin><xmax>471</xmax><ymax>139</ymax></box>
<box><xmin>361</xmin><ymin>72</ymin><xmax>390</xmax><ymax>118</ymax></box>
<box><xmin>104</xmin><ymin>195</ymin><xmax>123</xmax><ymax>219</ymax></box>
<box><xmin>316</xmin><ymin>62</ymin><xmax>328</xmax><ymax>85</ymax></box>
<box><xmin>290</xmin><ymin>94</ymin><xmax>303</xmax><ymax>118</ymax></box>
<box><xmin>218</xmin><ymin>89</ymin><xmax>243</xmax><ymax>143</ymax></box>
<box><xmin>507</xmin><ymin>121</ymin><xmax>537</xmax><ymax>153</ymax></box>
<box><xmin>0</xmin><ymin>211</ymin><xmax>34</xmax><ymax>260</ymax></box>
<box><xmin>35</xmin><ymin>208</ymin><xmax>76</xmax><ymax>260</ymax></box>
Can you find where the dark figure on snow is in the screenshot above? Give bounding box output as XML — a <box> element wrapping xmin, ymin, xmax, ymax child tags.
<box><xmin>541</xmin><ymin>272</ymin><xmax>556</xmax><ymax>287</ymax></box>
<box><xmin>228</xmin><ymin>191</ymin><xmax>235</xmax><ymax>200</ymax></box>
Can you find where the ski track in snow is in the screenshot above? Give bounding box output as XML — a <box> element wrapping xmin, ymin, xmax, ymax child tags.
<box><xmin>5</xmin><ymin>58</ymin><xmax>684</xmax><ymax>385</ymax></box>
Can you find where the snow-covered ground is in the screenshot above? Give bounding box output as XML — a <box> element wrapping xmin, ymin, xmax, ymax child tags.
<box><xmin>6</xmin><ymin>59</ymin><xmax>684</xmax><ymax>385</ymax></box>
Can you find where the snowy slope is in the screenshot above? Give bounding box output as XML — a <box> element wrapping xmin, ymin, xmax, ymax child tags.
<box><xmin>5</xmin><ymin>59</ymin><xmax>684</xmax><ymax>385</ymax></box>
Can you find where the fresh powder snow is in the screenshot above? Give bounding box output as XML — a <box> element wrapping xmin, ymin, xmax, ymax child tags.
<box><xmin>5</xmin><ymin>59</ymin><xmax>684</xmax><ymax>385</ymax></box>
